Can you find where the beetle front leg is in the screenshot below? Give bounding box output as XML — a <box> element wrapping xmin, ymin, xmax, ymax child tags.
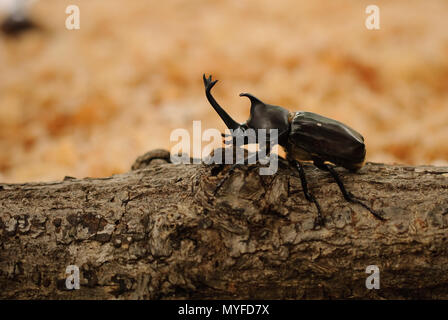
<box><xmin>213</xmin><ymin>163</ymin><xmax>240</xmax><ymax>196</ymax></box>
<box><xmin>313</xmin><ymin>160</ymin><xmax>385</xmax><ymax>221</ymax></box>
<box><xmin>289</xmin><ymin>160</ymin><xmax>324</xmax><ymax>227</ymax></box>
<box><xmin>213</xmin><ymin>143</ymin><xmax>272</xmax><ymax>196</ymax></box>
<box><xmin>213</xmin><ymin>146</ymin><xmax>253</xmax><ymax>196</ymax></box>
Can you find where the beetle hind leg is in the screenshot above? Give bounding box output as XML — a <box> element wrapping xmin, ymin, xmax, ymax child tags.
<box><xmin>313</xmin><ymin>160</ymin><xmax>385</xmax><ymax>221</ymax></box>
<box><xmin>289</xmin><ymin>160</ymin><xmax>325</xmax><ymax>227</ymax></box>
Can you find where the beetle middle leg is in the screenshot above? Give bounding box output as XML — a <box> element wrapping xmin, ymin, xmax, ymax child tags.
<box><xmin>313</xmin><ymin>160</ymin><xmax>385</xmax><ymax>221</ymax></box>
<box><xmin>289</xmin><ymin>159</ymin><xmax>324</xmax><ymax>227</ymax></box>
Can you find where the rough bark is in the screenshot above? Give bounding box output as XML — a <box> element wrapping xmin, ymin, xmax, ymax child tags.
<box><xmin>1</xmin><ymin>149</ymin><xmax>448</xmax><ymax>300</ymax></box>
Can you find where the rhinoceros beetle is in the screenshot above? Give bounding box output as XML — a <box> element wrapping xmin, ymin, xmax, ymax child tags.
<box><xmin>203</xmin><ymin>74</ymin><xmax>384</xmax><ymax>226</ymax></box>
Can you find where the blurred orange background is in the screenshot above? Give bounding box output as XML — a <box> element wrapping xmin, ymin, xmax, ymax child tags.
<box><xmin>0</xmin><ymin>0</ymin><xmax>447</xmax><ymax>183</ymax></box>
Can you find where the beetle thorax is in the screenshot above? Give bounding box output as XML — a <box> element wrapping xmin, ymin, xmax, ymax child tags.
<box><xmin>246</xmin><ymin>104</ymin><xmax>290</xmax><ymax>133</ymax></box>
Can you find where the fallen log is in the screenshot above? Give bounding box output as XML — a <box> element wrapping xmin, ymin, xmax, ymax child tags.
<box><xmin>1</xmin><ymin>149</ymin><xmax>447</xmax><ymax>299</ymax></box>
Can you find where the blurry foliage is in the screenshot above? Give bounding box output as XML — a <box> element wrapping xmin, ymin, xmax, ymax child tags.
<box><xmin>0</xmin><ymin>0</ymin><xmax>447</xmax><ymax>182</ymax></box>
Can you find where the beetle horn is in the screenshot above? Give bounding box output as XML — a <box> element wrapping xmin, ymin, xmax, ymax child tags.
<box><xmin>203</xmin><ymin>74</ymin><xmax>241</xmax><ymax>130</ymax></box>
<box><xmin>239</xmin><ymin>93</ymin><xmax>264</xmax><ymax>106</ymax></box>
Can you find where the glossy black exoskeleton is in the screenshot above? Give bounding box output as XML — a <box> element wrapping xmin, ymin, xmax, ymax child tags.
<box><xmin>203</xmin><ymin>74</ymin><xmax>384</xmax><ymax>226</ymax></box>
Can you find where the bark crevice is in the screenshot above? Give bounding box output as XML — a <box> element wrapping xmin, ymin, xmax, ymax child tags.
<box><xmin>0</xmin><ymin>149</ymin><xmax>447</xmax><ymax>299</ymax></box>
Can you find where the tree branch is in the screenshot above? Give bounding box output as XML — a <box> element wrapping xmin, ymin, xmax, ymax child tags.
<box><xmin>1</xmin><ymin>149</ymin><xmax>448</xmax><ymax>299</ymax></box>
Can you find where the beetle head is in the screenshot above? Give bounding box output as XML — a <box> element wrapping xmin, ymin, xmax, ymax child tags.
<box><xmin>239</xmin><ymin>93</ymin><xmax>290</xmax><ymax>136</ymax></box>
